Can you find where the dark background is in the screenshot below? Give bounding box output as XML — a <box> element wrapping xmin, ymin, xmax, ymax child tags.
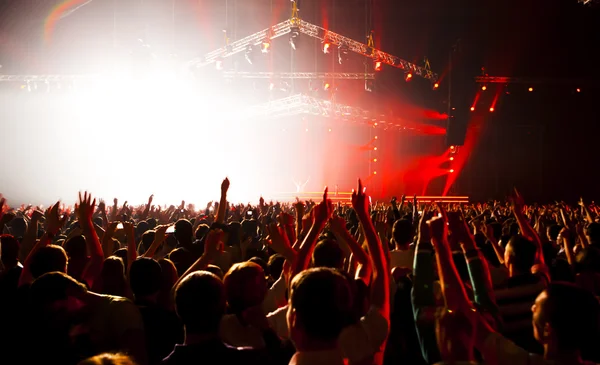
<box><xmin>1</xmin><ymin>0</ymin><xmax>599</xmax><ymax>202</ymax></box>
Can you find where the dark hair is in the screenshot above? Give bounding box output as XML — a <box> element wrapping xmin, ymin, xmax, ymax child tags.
<box><xmin>547</xmin><ymin>224</ymin><xmax>562</xmax><ymax>241</ymax></box>
<box><xmin>130</xmin><ymin>257</ymin><xmax>162</xmax><ymax>297</ymax></box>
<box><xmin>268</xmin><ymin>254</ymin><xmax>285</xmax><ymax>280</ymax></box>
<box><xmin>289</xmin><ymin>268</ymin><xmax>353</xmax><ymax>342</ymax></box>
<box><xmin>204</xmin><ymin>264</ymin><xmax>224</xmax><ymax>279</ymax></box>
<box><xmin>30</xmin><ymin>244</ymin><xmax>68</xmax><ymax>279</ymax></box>
<box><xmin>392</xmin><ymin>219</ymin><xmax>413</xmax><ymax>246</ymax></box>
<box><xmin>97</xmin><ymin>256</ymin><xmax>127</xmax><ymax>297</ymax></box>
<box><xmin>506</xmin><ymin>235</ymin><xmax>537</xmax><ymax>273</ymax></box>
<box><xmin>175</xmin><ymin>271</ymin><xmax>225</xmax><ymax>334</ymax></box>
<box><xmin>544</xmin><ymin>282</ymin><xmax>600</xmax><ymax>351</ymax></box>
<box><xmin>30</xmin><ymin>272</ymin><xmax>88</xmax><ymax>307</ymax></box>
<box><xmin>64</xmin><ymin>235</ymin><xmax>87</xmax><ymax>259</ymax></box>
<box><xmin>586</xmin><ymin>223</ymin><xmax>600</xmax><ymax>244</ymax></box>
<box><xmin>223</xmin><ymin>262</ymin><xmax>267</xmax><ymax>313</ymax></box>
<box><xmin>174</xmin><ymin>219</ymin><xmax>193</xmax><ymax>242</ymax></box>
<box><xmin>0</xmin><ymin>234</ymin><xmax>20</xmax><ymax>263</ymax></box>
<box><xmin>312</xmin><ymin>239</ymin><xmax>344</xmax><ymax>269</ymax></box>
<box><xmin>139</xmin><ymin>230</ymin><xmax>156</xmax><ymax>255</ymax></box>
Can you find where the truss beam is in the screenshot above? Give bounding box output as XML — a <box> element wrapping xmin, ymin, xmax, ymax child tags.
<box><xmin>192</xmin><ymin>20</ymin><xmax>437</xmax><ymax>81</ymax></box>
<box><xmin>298</xmin><ymin>20</ymin><xmax>437</xmax><ymax>80</ymax></box>
<box><xmin>475</xmin><ymin>76</ymin><xmax>595</xmax><ymax>86</ymax></box>
<box><xmin>246</xmin><ymin>93</ymin><xmax>425</xmax><ymax>132</ymax></box>
<box><xmin>223</xmin><ymin>72</ymin><xmax>375</xmax><ymax>80</ymax></box>
<box><xmin>0</xmin><ymin>74</ymin><xmax>98</xmax><ymax>82</ymax></box>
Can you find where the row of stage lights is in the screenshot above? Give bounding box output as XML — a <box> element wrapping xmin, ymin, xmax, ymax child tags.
<box><xmin>475</xmin><ymin>84</ymin><xmax>586</xmax><ymax>112</ymax></box>
<box><xmin>215</xmin><ymin>32</ymin><xmax>440</xmax><ymax>91</ymax></box>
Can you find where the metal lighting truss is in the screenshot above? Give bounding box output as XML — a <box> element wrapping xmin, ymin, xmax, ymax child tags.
<box><xmin>191</xmin><ymin>20</ymin><xmax>437</xmax><ymax>81</ymax></box>
<box><xmin>223</xmin><ymin>72</ymin><xmax>375</xmax><ymax>80</ymax></box>
<box><xmin>0</xmin><ymin>74</ymin><xmax>99</xmax><ymax>82</ymax></box>
<box><xmin>246</xmin><ymin>93</ymin><xmax>420</xmax><ymax>132</ymax></box>
<box><xmin>474</xmin><ymin>76</ymin><xmax>598</xmax><ymax>86</ymax></box>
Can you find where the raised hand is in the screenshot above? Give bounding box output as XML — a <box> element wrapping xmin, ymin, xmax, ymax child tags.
<box><xmin>76</xmin><ymin>192</ymin><xmax>97</xmax><ymax>223</ymax></box>
<box><xmin>98</xmin><ymin>200</ymin><xmax>106</xmax><ymax>213</ymax></box>
<box><xmin>45</xmin><ymin>202</ymin><xmax>68</xmax><ymax>235</ymax></box>
<box><xmin>204</xmin><ymin>229</ymin><xmax>224</xmax><ymax>260</ymax></box>
<box><xmin>313</xmin><ymin>187</ymin><xmax>334</xmax><ymax>225</ymax></box>
<box><xmin>351</xmin><ymin>179</ymin><xmax>369</xmax><ymax>216</ymax></box>
<box><xmin>427</xmin><ymin>204</ymin><xmax>449</xmax><ymax>243</ymax></box>
<box><xmin>221</xmin><ymin>178</ymin><xmax>230</xmax><ymax>194</ymax></box>
<box><xmin>329</xmin><ymin>215</ymin><xmax>348</xmax><ymax>234</ymax></box>
<box><xmin>435</xmin><ymin>308</ymin><xmax>476</xmax><ymax>363</ymax></box>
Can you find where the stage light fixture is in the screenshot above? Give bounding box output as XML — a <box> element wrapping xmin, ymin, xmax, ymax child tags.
<box><xmin>528</xmin><ymin>87</ymin><xmax>533</xmax><ymax>92</ymax></box>
<box><xmin>373</xmin><ymin>147</ymin><xmax>378</xmax><ymax>151</ymax></box>
<box><xmin>489</xmin><ymin>107</ymin><xmax>494</xmax><ymax>112</ymax></box>
<box><xmin>323</xmin><ymin>82</ymin><xmax>331</xmax><ymax>91</ymax></box>
<box><xmin>338</xmin><ymin>44</ymin><xmax>349</xmax><ymax>64</ymax></box>
<box><xmin>449</xmin><ymin>157</ymin><xmax>454</xmax><ymax>161</ymax></box>
<box><xmin>261</xmin><ymin>39</ymin><xmax>271</xmax><ymax>53</ymax></box>
<box><xmin>269</xmin><ymin>82</ymin><xmax>275</xmax><ymax>91</ymax></box>
<box><xmin>373</xmin><ymin>171</ymin><xmax>377</xmax><ymax>175</ymax></box>
<box><xmin>305</xmin><ymin>128</ymin><xmax>309</xmax><ymax>132</ymax></box>
<box><xmin>433</xmin><ymin>82</ymin><xmax>439</xmax><ymax>90</ymax></box>
<box><xmin>450</xmin><ymin>169</ymin><xmax>455</xmax><ymax>173</ymax></box>
<box><xmin>365</xmin><ymin>80</ymin><xmax>374</xmax><ymax>92</ymax></box>
<box><xmin>373</xmin><ymin>158</ymin><xmax>377</xmax><ymax>162</ymax></box>
<box><xmin>481</xmin><ymin>85</ymin><xmax>487</xmax><ymax>91</ymax></box>
<box><xmin>470</xmin><ymin>106</ymin><xmax>475</xmax><ymax>111</ymax></box>
<box><xmin>450</xmin><ymin>145</ymin><xmax>456</xmax><ymax>150</ymax></box>
<box><xmin>245</xmin><ymin>46</ymin><xmax>253</xmax><ymax>64</ymax></box>
<box><xmin>328</xmin><ymin>128</ymin><xmax>332</xmax><ymax>132</ymax></box>
<box><xmin>577</xmin><ymin>88</ymin><xmax>581</xmax><ymax>93</ymax></box>
<box><xmin>374</xmin><ymin>136</ymin><xmax>378</xmax><ymax>139</ymax></box>
<box><xmin>216</xmin><ymin>58</ymin><xmax>224</xmax><ymax>70</ymax></box>
<box><xmin>323</xmin><ymin>40</ymin><xmax>331</xmax><ymax>54</ymax></box>
<box><xmin>374</xmin><ymin>60</ymin><xmax>382</xmax><ymax>72</ymax></box>
<box><xmin>405</xmin><ymin>72</ymin><xmax>413</xmax><ymax>82</ymax></box>
<box><xmin>289</xmin><ymin>26</ymin><xmax>300</xmax><ymax>50</ymax></box>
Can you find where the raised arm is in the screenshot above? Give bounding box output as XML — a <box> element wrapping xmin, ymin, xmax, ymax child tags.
<box><xmin>330</xmin><ymin>214</ymin><xmax>372</xmax><ymax>285</ymax></box>
<box><xmin>78</xmin><ymin>192</ymin><xmax>104</xmax><ymax>288</ymax></box>
<box><xmin>215</xmin><ymin>178</ymin><xmax>230</xmax><ymax>225</ymax></box>
<box><xmin>428</xmin><ymin>206</ymin><xmax>472</xmax><ymax>313</ymax></box>
<box><xmin>291</xmin><ymin>188</ymin><xmax>333</xmax><ymax>281</ymax></box>
<box><xmin>352</xmin><ymin>179</ymin><xmax>389</xmax><ymax>319</ymax></box>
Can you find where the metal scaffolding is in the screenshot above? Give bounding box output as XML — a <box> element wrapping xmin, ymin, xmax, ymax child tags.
<box><xmin>190</xmin><ymin>20</ymin><xmax>437</xmax><ymax>81</ymax></box>
<box><xmin>223</xmin><ymin>72</ymin><xmax>375</xmax><ymax>80</ymax></box>
<box><xmin>246</xmin><ymin>93</ymin><xmax>421</xmax><ymax>132</ymax></box>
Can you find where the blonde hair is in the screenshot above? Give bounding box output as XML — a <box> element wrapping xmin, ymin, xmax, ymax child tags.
<box><xmin>77</xmin><ymin>353</ymin><xmax>137</xmax><ymax>365</ymax></box>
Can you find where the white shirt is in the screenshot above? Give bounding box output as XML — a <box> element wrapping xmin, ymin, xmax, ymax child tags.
<box><xmin>289</xmin><ymin>348</ymin><xmax>346</xmax><ymax>365</ymax></box>
<box><xmin>268</xmin><ymin>306</ymin><xmax>389</xmax><ymax>365</ymax></box>
<box><xmin>219</xmin><ymin>313</ymin><xmax>266</xmax><ymax>349</ymax></box>
<box><xmin>389</xmin><ymin>248</ymin><xmax>415</xmax><ymax>269</ymax></box>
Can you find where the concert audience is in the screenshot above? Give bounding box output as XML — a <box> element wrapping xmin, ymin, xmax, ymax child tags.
<box><xmin>0</xmin><ymin>180</ymin><xmax>599</xmax><ymax>365</ymax></box>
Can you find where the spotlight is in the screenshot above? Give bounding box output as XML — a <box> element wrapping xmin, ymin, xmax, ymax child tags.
<box><xmin>528</xmin><ymin>87</ymin><xmax>533</xmax><ymax>92</ymax></box>
<box><xmin>374</xmin><ymin>136</ymin><xmax>378</xmax><ymax>139</ymax></box>
<box><xmin>470</xmin><ymin>106</ymin><xmax>475</xmax><ymax>111</ymax></box>
<box><xmin>323</xmin><ymin>40</ymin><xmax>331</xmax><ymax>54</ymax></box>
<box><xmin>450</xmin><ymin>145</ymin><xmax>456</xmax><ymax>150</ymax></box>
<box><xmin>577</xmin><ymin>88</ymin><xmax>581</xmax><ymax>93</ymax></box>
<box><xmin>365</xmin><ymin>79</ymin><xmax>374</xmax><ymax>92</ymax></box>
<box><xmin>269</xmin><ymin>82</ymin><xmax>275</xmax><ymax>91</ymax></box>
<box><xmin>449</xmin><ymin>157</ymin><xmax>454</xmax><ymax>161</ymax></box>
<box><xmin>373</xmin><ymin>147</ymin><xmax>378</xmax><ymax>151</ymax></box>
<box><xmin>245</xmin><ymin>46</ymin><xmax>253</xmax><ymax>64</ymax></box>
<box><xmin>489</xmin><ymin>107</ymin><xmax>495</xmax><ymax>112</ymax></box>
<box><xmin>328</xmin><ymin>128</ymin><xmax>332</xmax><ymax>132</ymax></box>
<box><xmin>373</xmin><ymin>171</ymin><xmax>377</xmax><ymax>175</ymax></box>
<box><xmin>373</xmin><ymin>158</ymin><xmax>377</xmax><ymax>162</ymax></box>
<box><xmin>432</xmin><ymin>82</ymin><xmax>439</xmax><ymax>90</ymax></box>
<box><xmin>261</xmin><ymin>39</ymin><xmax>271</xmax><ymax>53</ymax></box>
<box><xmin>338</xmin><ymin>44</ymin><xmax>349</xmax><ymax>64</ymax></box>
<box><xmin>405</xmin><ymin>72</ymin><xmax>413</xmax><ymax>82</ymax></box>
<box><xmin>323</xmin><ymin>82</ymin><xmax>331</xmax><ymax>91</ymax></box>
<box><xmin>481</xmin><ymin>85</ymin><xmax>487</xmax><ymax>91</ymax></box>
<box><xmin>290</xmin><ymin>26</ymin><xmax>300</xmax><ymax>50</ymax></box>
<box><xmin>374</xmin><ymin>60</ymin><xmax>382</xmax><ymax>72</ymax></box>
<box><xmin>216</xmin><ymin>58</ymin><xmax>224</xmax><ymax>70</ymax></box>
<box><xmin>450</xmin><ymin>169</ymin><xmax>455</xmax><ymax>173</ymax></box>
